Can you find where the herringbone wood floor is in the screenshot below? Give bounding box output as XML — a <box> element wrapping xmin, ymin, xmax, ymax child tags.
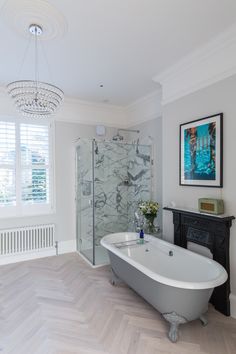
<box><xmin>0</xmin><ymin>253</ymin><xmax>235</xmax><ymax>354</ymax></box>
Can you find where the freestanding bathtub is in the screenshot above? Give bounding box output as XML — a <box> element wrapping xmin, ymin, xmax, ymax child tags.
<box><xmin>101</xmin><ymin>232</ymin><xmax>228</xmax><ymax>342</ymax></box>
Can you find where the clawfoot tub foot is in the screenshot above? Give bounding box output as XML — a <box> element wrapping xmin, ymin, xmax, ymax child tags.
<box><xmin>110</xmin><ymin>268</ymin><xmax>123</xmax><ymax>286</ymax></box>
<box><xmin>162</xmin><ymin>311</ymin><xmax>188</xmax><ymax>343</ymax></box>
<box><xmin>168</xmin><ymin>323</ymin><xmax>179</xmax><ymax>343</ymax></box>
<box><xmin>199</xmin><ymin>314</ymin><xmax>208</xmax><ymax>327</ymax></box>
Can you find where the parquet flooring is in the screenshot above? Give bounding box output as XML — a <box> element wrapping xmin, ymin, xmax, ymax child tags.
<box><xmin>0</xmin><ymin>253</ymin><xmax>235</xmax><ymax>354</ymax></box>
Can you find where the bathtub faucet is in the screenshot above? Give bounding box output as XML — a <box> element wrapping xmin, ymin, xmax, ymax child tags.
<box><xmin>134</xmin><ymin>212</ymin><xmax>144</xmax><ymax>232</ymax></box>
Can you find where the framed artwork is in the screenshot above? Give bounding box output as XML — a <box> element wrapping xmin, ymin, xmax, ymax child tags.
<box><xmin>179</xmin><ymin>113</ymin><xmax>223</xmax><ymax>187</ymax></box>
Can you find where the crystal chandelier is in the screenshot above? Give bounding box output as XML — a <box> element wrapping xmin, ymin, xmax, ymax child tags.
<box><xmin>7</xmin><ymin>24</ymin><xmax>64</xmax><ymax>118</ymax></box>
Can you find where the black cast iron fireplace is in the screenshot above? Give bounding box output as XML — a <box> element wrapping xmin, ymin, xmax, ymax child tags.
<box><xmin>164</xmin><ymin>207</ymin><xmax>235</xmax><ymax>316</ymax></box>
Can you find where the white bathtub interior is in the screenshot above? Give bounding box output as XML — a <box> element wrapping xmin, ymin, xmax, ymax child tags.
<box><xmin>118</xmin><ymin>240</ymin><xmax>220</xmax><ymax>284</ymax></box>
<box><xmin>188</xmin><ymin>241</ymin><xmax>213</xmax><ymax>258</ymax></box>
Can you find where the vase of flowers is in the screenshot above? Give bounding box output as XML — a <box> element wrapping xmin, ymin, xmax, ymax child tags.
<box><xmin>138</xmin><ymin>200</ymin><xmax>159</xmax><ymax>234</ymax></box>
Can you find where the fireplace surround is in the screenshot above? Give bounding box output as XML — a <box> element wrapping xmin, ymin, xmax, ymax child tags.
<box><xmin>163</xmin><ymin>207</ymin><xmax>235</xmax><ymax>316</ymax></box>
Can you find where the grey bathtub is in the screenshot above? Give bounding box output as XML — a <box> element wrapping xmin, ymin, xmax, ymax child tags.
<box><xmin>101</xmin><ymin>232</ymin><xmax>227</xmax><ymax>342</ymax></box>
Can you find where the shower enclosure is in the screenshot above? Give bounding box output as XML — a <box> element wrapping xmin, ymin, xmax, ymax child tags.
<box><xmin>76</xmin><ymin>139</ymin><xmax>152</xmax><ymax>266</ymax></box>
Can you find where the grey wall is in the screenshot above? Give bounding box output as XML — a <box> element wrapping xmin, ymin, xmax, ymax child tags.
<box><xmin>131</xmin><ymin>116</ymin><xmax>163</xmax><ymax>228</ymax></box>
<box><xmin>162</xmin><ymin>74</ymin><xmax>236</xmax><ymax>314</ymax></box>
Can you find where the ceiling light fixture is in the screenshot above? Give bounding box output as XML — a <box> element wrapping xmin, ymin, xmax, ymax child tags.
<box><xmin>7</xmin><ymin>24</ymin><xmax>64</xmax><ymax>118</ymax></box>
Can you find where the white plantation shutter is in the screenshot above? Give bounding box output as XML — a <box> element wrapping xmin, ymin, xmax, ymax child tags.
<box><xmin>0</xmin><ymin>122</ymin><xmax>16</xmax><ymax>206</ymax></box>
<box><xmin>0</xmin><ymin>119</ymin><xmax>53</xmax><ymax>216</ymax></box>
<box><xmin>20</xmin><ymin>124</ymin><xmax>50</xmax><ymax>204</ymax></box>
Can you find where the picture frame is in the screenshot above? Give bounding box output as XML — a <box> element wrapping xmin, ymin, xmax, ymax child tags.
<box><xmin>179</xmin><ymin>113</ymin><xmax>223</xmax><ymax>187</ymax></box>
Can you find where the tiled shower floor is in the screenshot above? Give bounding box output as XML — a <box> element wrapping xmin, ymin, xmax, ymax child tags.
<box><xmin>82</xmin><ymin>245</ymin><xmax>109</xmax><ymax>266</ymax></box>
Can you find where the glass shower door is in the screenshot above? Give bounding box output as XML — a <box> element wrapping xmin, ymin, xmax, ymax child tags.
<box><xmin>76</xmin><ymin>139</ymin><xmax>153</xmax><ymax>267</ymax></box>
<box><xmin>93</xmin><ymin>141</ymin><xmax>129</xmax><ymax>265</ymax></box>
<box><xmin>76</xmin><ymin>140</ymin><xmax>94</xmax><ymax>264</ymax></box>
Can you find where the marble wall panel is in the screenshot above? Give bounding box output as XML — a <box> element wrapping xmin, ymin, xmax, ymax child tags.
<box><xmin>77</xmin><ymin>140</ymin><xmax>152</xmax><ymax>248</ymax></box>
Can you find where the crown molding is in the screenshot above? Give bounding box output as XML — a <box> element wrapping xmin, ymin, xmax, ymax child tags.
<box><xmin>124</xmin><ymin>89</ymin><xmax>162</xmax><ymax>127</ymax></box>
<box><xmin>125</xmin><ymin>89</ymin><xmax>161</xmax><ymax>110</ymax></box>
<box><xmin>55</xmin><ymin>95</ymin><xmax>127</xmax><ymax>127</ymax></box>
<box><xmin>0</xmin><ymin>85</ymin><xmax>162</xmax><ymax>127</ymax></box>
<box><xmin>0</xmin><ymin>86</ymin><xmax>127</xmax><ymax>127</ymax></box>
<box><xmin>153</xmin><ymin>23</ymin><xmax>236</xmax><ymax>105</ymax></box>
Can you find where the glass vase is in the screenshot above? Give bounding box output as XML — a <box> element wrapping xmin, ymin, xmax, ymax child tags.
<box><xmin>144</xmin><ymin>214</ymin><xmax>156</xmax><ymax>234</ymax></box>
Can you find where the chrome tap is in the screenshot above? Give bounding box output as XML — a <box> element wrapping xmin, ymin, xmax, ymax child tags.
<box><xmin>134</xmin><ymin>212</ymin><xmax>144</xmax><ymax>232</ymax></box>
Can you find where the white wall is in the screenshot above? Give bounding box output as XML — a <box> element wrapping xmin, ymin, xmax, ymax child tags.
<box><xmin>0</xmin><ymin>89</ymin><xmax>121</xmax><ymax>248</ymax></box>
<box><xmin>131</xmin><ymin>116</ymin><xmax>163</xmax><ymax>228</ymax></box>
<box><xmin>162</xmin><ymin>74</ymin><xmax>236</xmax><ymax>316</ymax></box>
<box><xmin>55</xmin><ymin>121</ymin><xmax>117</xmax><ymax>242</ymax></box>
<box><xmin>0</xmin><ymin>86</ymin><xmax>162</xmax><ymax>255</ymax></box>
<box><xmin>0</xmin><ymin>121</ymin><xmax>116</xmax><ymax>244</ymax></box>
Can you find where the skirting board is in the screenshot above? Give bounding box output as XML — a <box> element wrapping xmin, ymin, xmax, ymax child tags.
<box><xmin>0</xmin><ymin>239</ymin><xmax>76</xmax><ymax>266</ymax></box>
<box><xmin>57</xmin><ymin>240</ymin><xmax>76</xmax><ymax>254</ymax></box>
<box><xmin>230</xmin><ymin>293</ymin><xmax>236</xmax><ymax>319</ymax></box>
<box><xmin>0</xmin><ymin>248</ymin><xmax>56</xmax><ymax>265</ymax></box>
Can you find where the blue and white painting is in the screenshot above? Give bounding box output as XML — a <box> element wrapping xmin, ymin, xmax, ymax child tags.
<box><xmin>184</xmin><ymin>122</ymin><xmax>216</xmax><ymax>180</ymax></box>
<box><xmin>180</xmin><ymin>114</ymin><xmax>223</xmax><ymax>187</ymax></box>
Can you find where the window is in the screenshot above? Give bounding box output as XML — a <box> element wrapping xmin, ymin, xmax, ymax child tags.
<box><xmin>0</xmin><ymin>122</ymin><xmax>16</xmax><ymax>207</ymax></box>
<box><xmin>0</xmin><ymin>118</ymin><xmax>54</xmax><ymax>217</ymax></box>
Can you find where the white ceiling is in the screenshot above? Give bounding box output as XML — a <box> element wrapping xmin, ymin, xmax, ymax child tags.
<box><xmin>1</xmin><ymin>0</ymin><xmax>236</xmax><ymax>106</ymax></box>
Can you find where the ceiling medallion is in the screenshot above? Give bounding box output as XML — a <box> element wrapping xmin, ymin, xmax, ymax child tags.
<box><xmin>1</xmin><ymin>0</ymin><xmax>68</xmax><ymax>40</ymax></box>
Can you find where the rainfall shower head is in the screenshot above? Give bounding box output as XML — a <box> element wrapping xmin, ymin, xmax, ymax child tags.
<box><xmin>112</xmin><ymin>132</ymin><xmax>124</xmax><ymax>141</ymax></box>
<box><xmin>112</xmin><ymin>128</ymin><xmax>139</xmax><ymax>141</ymax></box>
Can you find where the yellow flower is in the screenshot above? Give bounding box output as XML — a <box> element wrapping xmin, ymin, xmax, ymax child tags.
<box><xmin>138</xmin><ymin>200</ymin><xmax>159</xmax><ymax>217</ymax></box>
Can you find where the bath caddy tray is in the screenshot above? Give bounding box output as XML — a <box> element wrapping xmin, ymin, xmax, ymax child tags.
<box><xmin>113</xmin><ymin>239</ymin><xmax>148</xmax><ymax>248</ymax></box>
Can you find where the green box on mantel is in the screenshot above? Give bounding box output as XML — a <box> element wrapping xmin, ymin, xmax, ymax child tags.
<box><xmin>198</xmin><ymin>198</ymin><xmax>224</xmax><ymax>215</ymax></box>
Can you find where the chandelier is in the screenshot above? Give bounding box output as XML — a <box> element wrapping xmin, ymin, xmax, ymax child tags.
<box><xmin>7</xmin><ymin>24</ymin><xmax>64</xmax><ymax>118</ymax></box>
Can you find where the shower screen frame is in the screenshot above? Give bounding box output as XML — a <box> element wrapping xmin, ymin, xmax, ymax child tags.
<box><xmin>75</xmin><ymin>139</ymin><xmax>96</xmax><ymax>265</ymax></box>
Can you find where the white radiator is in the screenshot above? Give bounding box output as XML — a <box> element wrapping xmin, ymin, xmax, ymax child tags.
<box><xmin>0</xmin><ymin>224</ymin><xmax>55</xmax><ymax>256</ymax></box>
